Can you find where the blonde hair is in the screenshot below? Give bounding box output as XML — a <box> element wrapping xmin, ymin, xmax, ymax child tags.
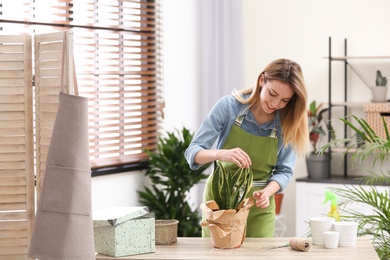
<box><xmin>233</xmin><ymin>58</ymin><xmax>310</xmax><ymax>158</ymax></box>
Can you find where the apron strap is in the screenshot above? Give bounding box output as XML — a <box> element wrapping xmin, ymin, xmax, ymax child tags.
<box><xmin>234</xmin><ymin>115</ymin><xmax>245</xmax><ymax>126</ymax></box>
<box><xmin>60</xmin><ymin>31</ymin><xmax>79</xmax><ymax>96</ymax></box>
<box><xmin>268</xmin><ymin>127</ymin><xmax>278</xmax><ymax>138</ymax></box>
<box><xmin>235</xmin><ymin>115</ymin><xmax>278</xmax><ymax>139</ymax></box>
<box><xmin>252</xmin><ymin>180</ymin><xmax>267</xmax><ymax>187</ymax></box>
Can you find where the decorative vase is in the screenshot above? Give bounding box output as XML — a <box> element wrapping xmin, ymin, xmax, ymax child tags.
<box><xmin>306</xmin><ymin>153</ymin><xmax>331</xmax><ymax>179</ymax></box>
<box><xmin>200</xmin><ymin>198</ymin><xmax>253</xmax><ymax>249</ymax></box>
<box><xmin>370</xmin><ymin>86</ymin><xmax>388</xmax><ymax>102</ymax></box>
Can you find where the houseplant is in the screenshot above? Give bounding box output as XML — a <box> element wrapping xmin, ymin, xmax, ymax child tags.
<box><xmin>200</xmin><ymin>160</ymin><xmax>254</xmax><ymax>249</ymax></box>
<box><xmin>376</xmin><ymin>70</ymin><xmax>387</xmax><ymax>87</ymax></box>
<box><xmin>138</xmin><ymin>127</ymin><xmax>211</xmax><ymax>237</ymax></box>
<box><xmin>370</xmin><ymin>70</ymin><xmax>388</xmax><ymax>102</ymax></box>
<box><xmin>319</xmin><ymin>115</ymin><xmax>390</xmax><ymax>259</ymax></box>
<box><xmin>210</xmin><ymin>161</ymin><xmax>253</xmax><ymax>210</ymax></box>
<box><xmin>306</xmin><ymin>100</ymin><xmax>334</xmax><ymax>179</ymax></box>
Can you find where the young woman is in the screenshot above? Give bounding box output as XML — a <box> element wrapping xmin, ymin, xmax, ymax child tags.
<box><xmin>185</xmin><ymin>58</ymin><xmax>310</xmax><ymax>237</ymax></box>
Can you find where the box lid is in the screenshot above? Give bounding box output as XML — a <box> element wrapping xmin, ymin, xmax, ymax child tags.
<box><xmin>93</xmin><ymin>206</ymin><xmax>149</xmax><ymax>227</ymax></box>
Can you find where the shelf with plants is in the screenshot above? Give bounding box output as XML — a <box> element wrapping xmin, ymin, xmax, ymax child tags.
<box><xmin>326</xmin><ymin>37</ymin><xmax>390</xmax><ymax>178</ymax></box>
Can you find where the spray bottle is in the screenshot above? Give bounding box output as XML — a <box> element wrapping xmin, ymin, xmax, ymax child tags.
<box><xmin>323</xmin><ymin>190</ymin><xmax>341</xmax><ymax>222</ymax></box>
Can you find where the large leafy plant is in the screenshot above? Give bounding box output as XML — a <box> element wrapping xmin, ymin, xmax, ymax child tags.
<box><xmin>210</xmin><ymin>160</ymin><xmax>253</xmax><ymax>210</ymax></box>
<box><xmin>320</xmin><ymin>116</ymin><xmax>390</xmax><ymax>259</ymax></box>
<box><xmin>138</xmin><ymin>127</ymin><xmax>211</xmax><ymax>237</ymax></box>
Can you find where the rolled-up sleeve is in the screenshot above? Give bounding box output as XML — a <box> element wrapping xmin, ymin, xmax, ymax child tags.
<box><xmin>268</xmin><ymin>144</ymin><xmax>296</xmax><ymax>192</ymax></box>
<box><xmin>185</xmin><ymin>96</ymin><xmax>234</xmax><ymax>170</ymax></box>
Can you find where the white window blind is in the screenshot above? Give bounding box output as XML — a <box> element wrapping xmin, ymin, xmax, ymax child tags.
<box><xmin>0</xmin><ymin>0</ymin><xmax>164</xmax><ymax>171</ymax></box>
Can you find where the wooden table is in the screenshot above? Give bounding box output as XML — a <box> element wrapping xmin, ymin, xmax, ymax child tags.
<box><xmin>96</xmin><ymin>237</ymin><xmax>379</xmax><ymax>259</ymax></box>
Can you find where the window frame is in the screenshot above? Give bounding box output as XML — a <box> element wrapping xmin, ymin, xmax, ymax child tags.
<box><xmin>0</xmin><ymin>0</ymin><xmax>163</xmax><ymax>176</ymax></box>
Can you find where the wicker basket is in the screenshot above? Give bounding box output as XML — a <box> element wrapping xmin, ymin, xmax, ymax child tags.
<box><xmin>155</xmin><ymin>219</ymin><xmax>179</xmax><ymax>245</ymax></box>
<box><xmin>364</xmin><ymin>103</ymin><xmax>390</xmax><ymax>139</ymax></box>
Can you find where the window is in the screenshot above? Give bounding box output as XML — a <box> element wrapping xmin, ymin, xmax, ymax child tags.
<box><xmin>0</xmin><ymin>0</ymin><xmax>164</xmax><ymax>174</ymax></box>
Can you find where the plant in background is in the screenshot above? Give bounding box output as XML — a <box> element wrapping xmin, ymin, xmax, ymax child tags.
<box><xmin>376</xmin><ymin>70</ymin><xmax>388</xmax><ymax>86</ymax></box>
<box><xmin>210</xmin><ymin>160</ymin><xmax>253</xmax><ymax>210</ymax></box>
<box><xmin>138</xmin><ymin>127</ymin><xmax>211</xmax><ymax>237</ymax></box>
<box><xmin>308</xmin><ymin>100</ymin><xmax>334</xmax><ymax>154</ymax></box>
<box><xmin>320</xmin><ymin>115</ymin><xmax>390</xmax><ymax>259</ymax></box>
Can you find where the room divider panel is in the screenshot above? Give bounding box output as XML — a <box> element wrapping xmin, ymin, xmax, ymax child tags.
<box><xmin>0</xmin><ymin>31</ymin><xmax>74</xmax><ymax>260</ymax></box>
<box><xmin>0</xmin><ymin>34</ymin><xmax>34</xmax><ymax>259</ymax></box>
<box><xmin>34</xmin><ymin>32</ymin><xmax>73</xmax><ymax>198</ymax></box>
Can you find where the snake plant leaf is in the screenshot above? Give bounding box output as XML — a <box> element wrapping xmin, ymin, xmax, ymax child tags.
<box><xmin>210</xmin><ymin>160</ymin><xmax>253</xmax><ymax>210</ymax></box>
<box><xmin>211</xmin><ymin>161</ymin><xmax>229</xmax><ymax>210</ymax></box>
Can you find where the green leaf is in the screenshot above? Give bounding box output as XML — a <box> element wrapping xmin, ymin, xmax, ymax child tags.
<box><xmin>381</xmin><ymin>116</ymin><xmax>390</xmax><ymax>141</ymax></box>
<box><xmin>340</xmin><ymin>117</ymin><xmax>369</xmax><ymax>141</ymax></box>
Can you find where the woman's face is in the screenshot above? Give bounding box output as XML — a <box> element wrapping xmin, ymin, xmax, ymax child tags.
<box><xmin>259</xmin><ymin>76</ymin><xmax>294</xmax><ymax>114</ymax></box>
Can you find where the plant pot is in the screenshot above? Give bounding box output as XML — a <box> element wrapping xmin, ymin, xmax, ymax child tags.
<box><xmin>306</xmin><ymin>153</ymin><xmax>330</xmax><ymax>179</ymax></box>
<box><xmin>274</xmin><ymin>193</ymin><xmax>284</xmax><ymax>215</ymax></box>
<box><xmin>200</xmin><ymin>198</ymin><xmax>253</xmax><ymax>249</ymax></box>
<box><xmin>370</xmin><ymin>86</ymin><xmax>388</xmax><ymax>102</ymax></box>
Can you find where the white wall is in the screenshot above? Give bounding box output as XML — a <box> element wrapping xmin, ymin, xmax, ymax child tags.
<box><xmin>92</xmin><ymin>0</ymin><xmax>390</xmax><ymax>236</ymax></box>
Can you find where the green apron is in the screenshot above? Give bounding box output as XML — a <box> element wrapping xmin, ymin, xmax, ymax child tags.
<box><xmin>203</xmin><ymin>115</ymin><xmax>278</xmax><ymax>237</ymax></box>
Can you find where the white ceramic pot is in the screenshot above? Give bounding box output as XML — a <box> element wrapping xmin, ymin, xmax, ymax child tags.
<box><xmin>324</xmin><ymin>231</ymin><xmax>340</xmax><ymax>249</ymax></box>
<box><xmin>310</xmin><ymin>217</ymin><xmax>335</xmax><ymax>245</ymax></box>
<box><xmin>370</xmin><ymin>86</ymin><xmax>388</xmax><ymax>102</ymax></box>
<box><xmin>333</xmin><ymin>221</ymin><xmax>358</xmax><ymax>231</ymax></box>
<box><xmin>312</xmin><ymin>236</ymin><xmax>324</xmax><ymax>245</ymax></box>
<box><xmin>334</xmin><ymin>221</ymin><xmax>358</xmax><ymax>247</ymax></box>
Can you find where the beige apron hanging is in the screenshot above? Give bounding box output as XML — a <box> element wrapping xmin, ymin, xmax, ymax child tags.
<box><xmin>28</xmin><ymin>31</ymin><xmax>95</xmax><ymax>260</ymax></box>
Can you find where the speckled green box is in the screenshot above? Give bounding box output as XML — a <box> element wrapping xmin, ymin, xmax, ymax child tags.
<box><xmin>93</xmin><ymin>207</ymin><xmax>155</xmax><ymax>257</ymax></box>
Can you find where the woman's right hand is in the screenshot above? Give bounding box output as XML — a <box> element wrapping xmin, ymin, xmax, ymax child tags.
<box><xmin>217</xmin><ymin>148</ymin><xmax>252</xmax><ymax>168</ymax></box>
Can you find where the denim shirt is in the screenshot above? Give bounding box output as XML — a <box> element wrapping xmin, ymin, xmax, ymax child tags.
<box><xmin>184</xmin><ymin>94</ymin><xmax>296</xmax><ymax>191</ymax></box>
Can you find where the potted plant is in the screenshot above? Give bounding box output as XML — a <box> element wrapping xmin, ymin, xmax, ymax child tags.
<box><xmin>138</xmin><ymin>127</ymin><xmax>211</xmax><ymax>237</ymax></box>
<box><xmin>370</xmin><ymin>70</ymin><xmax>388</xmax><ymax>102</ymax></box>
<box><xmin>200</xmin><ymin>160</ymin><xmax>254</xmax><ymax>249</ymax></box>
<box><xmin>306</xmin><ymin>100</ymin><xmax>334</xmax><ymax>179</ymax></box>
<box><xmin>320</xmin><ymin>116</ymin><xmax>390</xmax><ymax>259</ymax></box>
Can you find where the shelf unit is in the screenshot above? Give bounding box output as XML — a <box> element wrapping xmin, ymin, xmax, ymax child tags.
<box><xmin>326</xmin><ymin>37</ymin><xmax>390</xmax><ymax>178</ymax></box>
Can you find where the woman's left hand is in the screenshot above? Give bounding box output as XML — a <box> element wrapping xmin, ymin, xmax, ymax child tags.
<box><xmin>253</xmin><ymin>189</ymin><xmax>271</xmax><ymax>208</ymax></box>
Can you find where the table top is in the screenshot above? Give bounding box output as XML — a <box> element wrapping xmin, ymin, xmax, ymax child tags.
<box><xmin>96</xmin><ymin>237</ymin><xmax>379</xmax><ymax>260</ymax></box>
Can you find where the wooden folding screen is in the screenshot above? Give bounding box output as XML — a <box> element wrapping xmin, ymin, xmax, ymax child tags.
<box><xmin>34</xmin><ymin>31</ymin><xmax>69</xmax><ymax>197</ymax></box>
<box><xmin>0</xmin><ymin>35</ymin><xmax>34</xmax><ymax>259</ymax></box>
<box><xmin>0</xmin><ymin>31</ymin><xmax>71</xmax><ymax>260</ymax></box>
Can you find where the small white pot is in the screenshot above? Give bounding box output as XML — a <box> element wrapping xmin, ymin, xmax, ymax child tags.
<box><xmin>370</xmin><ymin>86</ymin><xmax>388</xmax><ymax>102</ymax></box>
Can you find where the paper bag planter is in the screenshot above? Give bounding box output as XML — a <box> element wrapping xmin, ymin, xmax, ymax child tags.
<box><xmin>93</xmin><ymin>206</ymin><xmax>155</xmax><ymax>257</ymax></box>
<box><xmin>201</xmin><ymin>198</ymin><xmax>253</xmax><ymax>249</ymax></box>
